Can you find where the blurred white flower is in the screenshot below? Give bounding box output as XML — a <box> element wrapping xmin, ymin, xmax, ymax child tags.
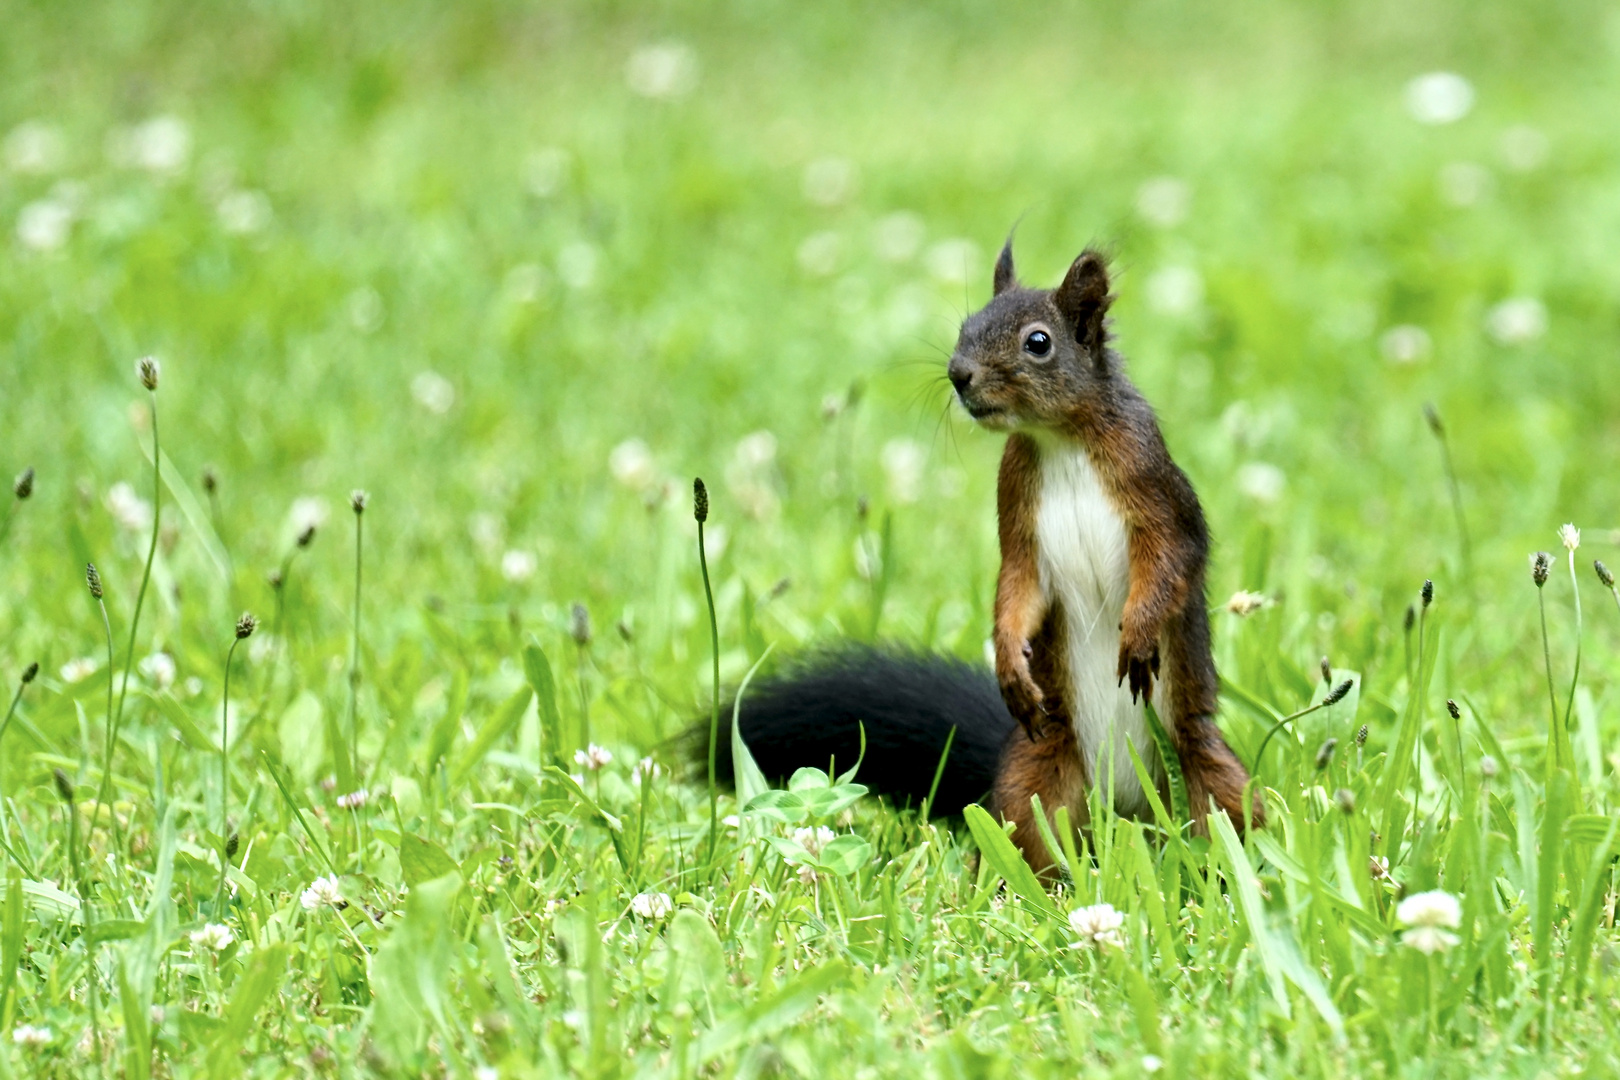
<box><xmin>1142</xmin><ymin>1054</ymin><xmax>1164</xmax><ymax>1073</ymax></box>
<box><xmin>110</xmin><ymin>115</ymin><xmax>191</xmax><ymax>173</ymax></box>
<box><xmin>1135</xmin><ymin>176</ymin><xmax>1191</xmax><ymax>228</ymax></box>
<box><xmin>217</xmin><ymin>189</ymin><xmax>272</xmax><ymax>234</ymax></box>
<box><xmin>1438</xmin><ymin>162</ymin><xmax>1491</xmax><ymax>207</ymax></box>
<box><xmin>107</xmin><ymin>481</ymin><xmax>155</xmax><ymax>532</ymax></box>
<box><xmin>872</xmin><ymin>211</ymin><xmax>925</xmax><ymax>262</ymax></box>
<box><xmin>139</xmin><ymin>652</ymin><xmax>176</xmax><ymax>690</ymax></box>
<box><xmin>792</xmin><ymin>826</ymin><xmax>836</xmax><ymax>859</ymax></box>
<box><xmin>1398</xmin><ymin>889</ymin><xmax>1461</xmax><ymax>954</ymax></box>
<box><xmin>183</xmin><ymin>676</ymin><xmax>204</xmax><ymax>697</ymax></box>
<box><xmin>1146</xmin><ymin>266</ymin><xmax>1203</xmax><ymax>317</ymax></box>
<box><xmin>475</xmin><ymin>1067</ymin><xmax>499</xmax><ymax>1080</ymax></box>
<box><xmin>574</xmin><ymin>743</ymin><xmax>612</xmax><ymax>771</ymax></box>
<box><xmin>410</xmin><ymin>371</ymin><xmax>455</xmax><ymax>415</ymax></box>
<box><xmin>503</xmin><ymin>262</ymin><xmax>548</xmax><ymax>304</ymax></box>
<box><xmin>1068</xmin><ymin>902</ymin><xmax>1125</xmax><ymax>948</ymax></box>
<box><xmin>557</xmin><ymin>242</ymin><xmax>598</xmax><ymax>289</ymax></box>
<box><xmin>11</xmin><ymin>1024</ymin><xmax>51</xmax><ymax>1048</ymax></box>
<box><xmin>1379</xmin><ymin>324</ymin><xmax>1431</xmax><ymax>365</ymax></box>
<box><xmin>1237</xmin><ymin>462</ymin><xmax>1285</xmax><ymax>503</ymax></box>
<box><xmin>190</xmin><ymin>923</ymin><xmax>234</xmax><ymax>951</ymax></box>
<box><xmin>1479</xmin><ymin>755</ymin><xmax>1499</xmax><ymax>779</ymax></box>
<box><xmin>1498</xmin><ymin>126</ymin><xmax>1549</xmax><ymax>172</ymax></box>
<box><xmin>880</xmin><ymin>438</ymin><xmax>925</xmax><ymax>504</ymax></box>
<box><xmin>796</xmin><ymin>231</ymin><xmax>841</xmax><ymax>276</ymax></box>
<box><xmin>1484</xmin><ymin>298</ymin><xmax>1546</xmax><ymax>345</ymax></box>
<box><xmin>632</xmin><ymin>756</ymin><xmax>661</xmax><ymax>783</ymax></box>
<box><xmin>1224</xmin><ymin>590</ymin><xmax>1269</xmax><ymax>616</ymax></box>
<box><xmin>802</xmin><ymin>157</ymin><xmax>857</xmax><ymax>207</ymax></box>
<box><xmin>627</xmin><ymin>43</ymin><xmax>698</xmax><ymax>99</ymax></box>
<box><xmin>925</xmin><ymin>238</ymin><xmax>981</xmax><ymax>286</ymax></box>
<box><xmin>347</xmin><ymin>287</ymin><xmax>384</xmax><ymax>333</ymax></box>
<box><xmin>608</xmin><ymin>439</ymin><xmax>657</xmax><ymax>490</ymax></box>
<box><xmin>524</xmin><ymin>146</ymin><xmax>571</xmax><ymax>197</ymax></box>
<box><xmin>5</xmin><ymin>121</ymin><xmax>64</xmax><ymax>174</ymax></box>
<box><xmin>300</xmin><ymin>874</ymin><xmax>344</xmax><ymax>910</ymax></box>
<box><xmin>796</xmin><ymin>864</ymin><xmax>819</xmax><ymax>886</ymax></box>
<box><xmin>1560</xmin><ymin>523</ymin><xmax>1580</xmax><ymax>553</ymax></box>
<box><xmin>1405</xmin><ymin>72</ymin><xmax>1474</xmax><ymax>125</ymax></box>
<box><xmin>16</xmin><ymin>199</ymin><xmax>73</xmax><ymax>252</ymax></box>
<box><xmin>629</xmin><ymin>891</ymin><xmax>673</xmax><ymax>919</ymax></box>
<box><xmin>337</xmin><ymin>789</ymin><xmax>369</xmax><ymax>811</ymax></box>
<box><xmin>727</xmin><ymin>431</ymin><xmax>780</xmax><ymax>519</ymax></box>
<box><xmin>500</xmin><ymin>549</ymin><xmax>537</xmax><ymax>582</ymax></box>
<box><xmin>289</xmin><ymin>497</ymin><xmax>330</xmax><ymax>537</ymax></box>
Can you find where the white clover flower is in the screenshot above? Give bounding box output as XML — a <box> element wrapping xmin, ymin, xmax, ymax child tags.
<box><xmin>1397</xmin><ymin>889</ymin><xmax>1461</xmax><ymax>954</ymax></box>
<box><xmin>1480</xmin><ymin>755</ymin><xmax>1499</xmax><ymax>779</ymax></box>
<box><xmin>792</xmin><ymin>826</ymin><xmax>836</xmax><ymax>859</ymax></box>
<box><xmin>190</xmin><ymin>923</ymin><xmax>235</xmax><ymax>951</ymax></box>
<box><xmin>1484</xmin><ymin>298</ymin><xmax>1547</xmax><ymax>346</ymax></box>
<box><xmin>880</xmin><ymin>439</ymin><xmax>925</xmax><ymax>504</ymax></box>
<box><xmin>16</xmin><ymin>199</ymin><xmax>73</xmax><ymax>252</ymax></box>
<box><xmin>336</xmin><ymin>789</ymin><xmax>368</xmax><ymax>810</ymax></box>
<box><xmin>1379</xmin><ymin>324</ymin><xmax>1431</xmax><ymax>365</ymax></box>
<box><xmin>106</xmin><ymin>481</ymin><xmax>155</xmax><ymax>532</ymax></box>
<box><xmin>608</xmin><ymin>439</ymin><xmax>656</xmax><ymax>490</ymax></box>
<box><xmin>139</xmin><ymin>652</ymin><xmax>176</xmax><ymax>690</ymax></box>
<box><xmin>1560</xmin><ymin>523</ymin><xmax>1580</xmax><ymax>553</ymax></box>
<box><xmin>5</xmin><ymin>121</ymin><xmax>64</xmax><ymax>174</ymax></box>
<box><xmin>802</xmin><ymin>157</ymin><xmax>856</xmax><ymax>207</ymax></box>
<box><xmin>924</xmin><ymin>238</ymin><xmax>981</xmax><ymax>286</ymax></box>
<box><xmin>1369</xmin><ymin>855</ymin><xmax>1390</xmax><ymax>880</ymax></box>
<box><xmin>1237</xmin><ymin>462</ymin><xmax>1286</xmax><ymax>504</ymax></box>
<box><xmin>629</xmin><ymin>891</ymin><xmax>673</xmax><ymax>919</ymax></box>
<box><xmin>60</xmin><ymin>656</ymin><xmax>99</xmax><ymax>683</ymax></box>
<box><xmin>872</xmin><ymin>211</ymin><xmax>925</xmax><ymax>262</ymax></box>
<box><xmin>574</xmin><ymin>744</ymin><xmax>612</xmax><ymax>771</ymax></box>
<box><xmin>410</xmin><ymin>371</ymin><xmax>455</xmax><ymax>415</ymax></box>
<box><xmin>1406</xmin><ymin>72</ymin><xmax>1474</xmax><ymax>125</ymax></box>
<box><xmin>1135</xmin><ymin>176</ymin><xmax>1191</xmax><ymax>228</ymax></box>
<box><xmin>795</xmin><ymin>864</ymin><xmax>819</xmax><ymax>886</ymax></box>
<box><xmin>475</xmin><ymin>1067</ymin><xmax>499</xmax><ymax>1080</ymax></box>
<box><xmin>1142</xmin><ymin>1055</ymin><xmax>1165</xmax><ymax>1074</ymax></box>
<box><xmin>125</xmin><ymin>115</ymin><xmax>191</xmax><ymax>173</ymax></box>
<box><xmin>1224</xmin><ymin>590</ymin><xmax>1269</xmax><ymax>617</ymax></box>
<box><xmin>500</xmin><ymin>549</ymin><xmax>537</xmax><ymax>582</ymax></box>
<box><xmin>217</xmin><ymin>189</ymin><xmax>272</xmax><ymax>234</ymax></box>
<box><xmin>300</xmin><ymin>874</ymin><xmax>344</xmax><ymax>911</ymax></box>
<box><xmin>626</xmin><ymin>43</ymin><xmax>698</xmax><ymax>100</ymax></box>
<box><xmin>632</xmin><ymin>756</ymin><xmax>661</xmax><ymax>783</ymax></box>
<box><xmin>1068</xmin><ymin>903</ymin><xmax>1125</xmax><ymax>949</ymax></box>
<box><xmin>1145</xmin><ymin>265</ymin><xmax>1203</xmax><ymax>317</ymax></box>
<box><xmin>11</xmin><ymin>1024</ymin><xmax>51</xmax><ymax>1047</ymax></box>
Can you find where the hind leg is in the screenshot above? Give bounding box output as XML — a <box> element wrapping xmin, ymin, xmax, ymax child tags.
<box><xmin>991</xmin><ymin>721</ymin><xmax>1089</xmax><ymax>878</ymax></box>
<box><xmin>1178</xmin><ymin>716</ymin><xmax>1264</xmax><ymax>833</ymax></box>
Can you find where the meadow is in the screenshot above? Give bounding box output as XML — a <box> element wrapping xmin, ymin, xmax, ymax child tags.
<box><xmin>3</xmin><ymin>0</ymin><xmax>1620</xmax><ymax>1075</ymax></box>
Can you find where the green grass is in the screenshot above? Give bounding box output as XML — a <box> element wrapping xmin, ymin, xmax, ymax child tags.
<box><xmin>4</xmin><ymin>0</ymin><xmax>1620</xmax><ymax>1075</ymax></box>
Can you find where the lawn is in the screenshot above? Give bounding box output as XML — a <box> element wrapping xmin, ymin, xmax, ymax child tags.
<box><xmin>3</xmin><ymin>0</ymin><xmax>1620</xmax><ymax>1075</ymax></box>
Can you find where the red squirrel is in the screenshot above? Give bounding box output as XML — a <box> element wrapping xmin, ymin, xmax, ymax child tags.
<box><xmin>698</xmin><ymin>242</ymin><xmax>1257</xmax><ymax>875</ymax></box>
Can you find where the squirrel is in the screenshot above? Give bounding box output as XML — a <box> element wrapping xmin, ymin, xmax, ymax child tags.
<box><xmin>693</xmin><ymin>242</ymin><xmax>1258</xmax><ymax>874</ymax></box>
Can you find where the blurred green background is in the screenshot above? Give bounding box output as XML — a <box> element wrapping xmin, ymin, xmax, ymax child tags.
<box><xmin>4</xmin><ymin>0</ymin><xmax>1620</xmax><ymax>748</ymax></box>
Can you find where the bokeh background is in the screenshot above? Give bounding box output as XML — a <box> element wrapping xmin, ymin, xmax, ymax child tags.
<box><xmin>5</xmin><ymin>0</ymin><xmax>1620</xmax><ymax>752</ymax></box>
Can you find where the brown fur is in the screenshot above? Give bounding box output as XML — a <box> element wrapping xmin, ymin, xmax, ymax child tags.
<box><xmin>950</xmin><ymin>243</ymin><xmax>1260</xmax><ymax>872</ymax></box>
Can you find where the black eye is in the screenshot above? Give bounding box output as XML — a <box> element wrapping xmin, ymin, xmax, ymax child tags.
<box><xmin>1023</xmin><ymin>330</ymin><xmax>1052</xmax><ymax>357</ymax></box>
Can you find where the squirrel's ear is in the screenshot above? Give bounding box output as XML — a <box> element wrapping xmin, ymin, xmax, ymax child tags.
<box><xmin>1053</xmin><ymin>249</ymin><xmax>1113</xmax><ymax>358</ymax></box>
<box><xmin>992</xmin><ymin>239</ymin><xmax>1018</xmax><ymax>296</ymax></box>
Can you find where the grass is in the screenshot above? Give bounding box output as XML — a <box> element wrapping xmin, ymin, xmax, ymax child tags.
<box><xmin>3</xmin><ymin>0</ymin><xmax>1620</xmax><ymax>1075</ymax></box>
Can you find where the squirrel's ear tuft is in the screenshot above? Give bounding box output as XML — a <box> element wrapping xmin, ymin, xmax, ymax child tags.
<box><xmin>992</xmin><ymin>239</ymin><xmax>1018</xmax><ymax>296</ymax></box>
<box><xmin>1053</xmin><ymin>248</ymin><xmax>1113</xmax><ymax>359</ymax></box>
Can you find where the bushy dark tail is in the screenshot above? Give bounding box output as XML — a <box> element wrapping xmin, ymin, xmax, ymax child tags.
<box><xmin>686</xmin><ymin>644</ymin><xmax>1016</xmax><ymax>817</ymax></box>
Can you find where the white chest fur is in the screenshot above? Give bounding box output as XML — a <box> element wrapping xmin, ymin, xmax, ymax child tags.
<box><xmin>1030</xmin><ymin>435</ymin><xmax>1163</xmax><ymax>817</ymax></box>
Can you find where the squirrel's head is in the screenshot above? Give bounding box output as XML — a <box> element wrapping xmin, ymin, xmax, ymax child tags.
<box><xmin>947</xmin><ymin>242</ymin><xmax>1115</xmax><ymax>431</ymax></box>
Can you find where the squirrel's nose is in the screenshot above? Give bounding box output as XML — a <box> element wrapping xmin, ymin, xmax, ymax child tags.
<box><xmin>948</xmin><ymin>356</ymin><xmax>975</xmax><ymax>394</ymax></box>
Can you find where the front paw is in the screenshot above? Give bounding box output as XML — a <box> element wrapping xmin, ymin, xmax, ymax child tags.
<box><xmin>997</xmin><ymin>652</ymin><xmax>1047</xmax><ymax>731</ymax></box>
<box><xmin>1116</xmin><ymin>625</ymin><xmax>1161</xmax><ymax>704</ymax></box>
